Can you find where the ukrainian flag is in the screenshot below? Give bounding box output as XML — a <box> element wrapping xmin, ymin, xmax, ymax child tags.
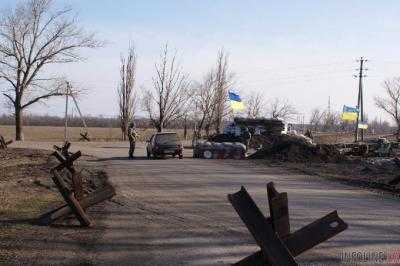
<box><xmin>228</xmin><ymin>91</ymin><xmax>245</xmax><ymax>110</ymax></box>
<box><xmin>341</xmin><ymin>105</ymin><xmax>358</xmax><ymax>121</ymax></box>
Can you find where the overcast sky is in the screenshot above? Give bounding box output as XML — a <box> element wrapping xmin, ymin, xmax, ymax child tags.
<box><xmin>1</xmin><ymin>0</ymin><xmax>400</xmax><ymax>123</ymax></box>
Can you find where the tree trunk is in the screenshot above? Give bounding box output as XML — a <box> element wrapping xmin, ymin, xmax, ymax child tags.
<box><xmin>215</xmin><ymin>118</ymin><xmax>221</xmax><ymax>134</ymax></box>
<box><xmin>184</xmin><ymin>116</ymin><xmax>187</xmax><ymax>140</ymax></box>
<box><xmin>121</xmin><ymin>122</ymin><xmax>127</xmax><ymax>141</ymax></box>
<box><xmin>205</xmin><ymin>124</ymin><xmax>210</xmax><ymax>137</ymax></box>
<box><xmin>15</xmin><ymin>106</ymin><xmax>23</xmax><ymax>141</ymax></box>
<box><xmin>397</xmin><ymin>122</ymin><xmax>400</xmax><ymax>140</ymax></box>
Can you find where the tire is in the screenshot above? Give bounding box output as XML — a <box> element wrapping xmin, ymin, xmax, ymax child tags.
<box><xmin>203</xmin><ymin>150</ymin><xmax>213</xmax><ymax>159</ymax></box>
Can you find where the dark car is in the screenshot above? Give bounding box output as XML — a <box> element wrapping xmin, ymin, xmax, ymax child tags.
<box><xmin>146</xmin><ymin>132</ymin><xmax>183</xmax><ymax>159</ymax></box>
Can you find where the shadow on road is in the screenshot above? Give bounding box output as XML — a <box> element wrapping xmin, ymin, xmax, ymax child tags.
<box><xmin>95</xmin><ymin>156</ymin><xmax>150</xmax><ymax>162</ymax></box>
<box><xmin>0</xmin><ymin>218</ymin><xmax>35</xmax><ymax>226</ymax></box>
<box><xmin>100</xmin><ymin>146</ymin><xmax>128</xmax><ymax>149</ymax></box>
<box><xmin>94</xmin><ymin>156</ymin><xmax>187</xmax><ymax>162</ymax></box>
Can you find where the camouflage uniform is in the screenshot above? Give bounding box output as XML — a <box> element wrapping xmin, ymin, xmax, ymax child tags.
<box><xmin>242</xmin><ymin>128</ymin><xmax>251</xmax><ymax>151</ymax></box>
<box><xmin>128</xmin><ymin>126</ymin><xmax>138</xmax><ymax>159</ymax></box>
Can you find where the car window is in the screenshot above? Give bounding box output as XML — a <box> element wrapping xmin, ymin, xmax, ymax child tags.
<box><xmin>155</xmin><ymin>134</ymin><xmax>179</xmax><ymax>144</ymax></box>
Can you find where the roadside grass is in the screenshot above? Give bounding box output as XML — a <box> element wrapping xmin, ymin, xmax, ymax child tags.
<box><xmin>0</xmin><ymin>187</ymin><xmax>58</xmax><ymax>220</ymax></box>
<box><xmin>0</xmin><ymin>147</ymin><xmax>108</xmax><ymax>265</ymax></box>
<box><xmin>0</xmin><ymin>190</ymin><xmax>58</xmax><ymax>265</ymax></box>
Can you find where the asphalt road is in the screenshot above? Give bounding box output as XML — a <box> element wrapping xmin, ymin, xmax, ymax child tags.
<box><xmin>13</xmin><ymin>141</ymin><xmax>400</xmax><ymax>265</ymax></box>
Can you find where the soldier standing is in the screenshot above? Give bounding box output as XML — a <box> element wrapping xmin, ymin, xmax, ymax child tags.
<box><xmin>128</xmin><ymin>122</ymin><xmax>138</xmax><ymax>159</ymax></box>
<box><xmin>242</xmin><ymin>126</ymin><xmax>252</xmax><ymax>151</ymax></box>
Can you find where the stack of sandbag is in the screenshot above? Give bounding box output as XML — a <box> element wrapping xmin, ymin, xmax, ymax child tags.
<box><xmin>194</xmin><ymin>141</ymin><xmax>246</xmax><ymax>159</ymax></box>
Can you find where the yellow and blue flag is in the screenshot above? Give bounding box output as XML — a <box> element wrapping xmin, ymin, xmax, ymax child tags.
<box><xmin>341</xmin><ymin>105</ymin><xmax>358</xmax><ymax>121</ymax></box>
<box><xmin>228</xmin><ymin>91</ymin><xmax>245</xmax><ymax>110</ymax></box>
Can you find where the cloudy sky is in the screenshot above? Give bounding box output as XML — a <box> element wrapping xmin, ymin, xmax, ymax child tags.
<box><xmin>1</xmin><ymin>0</ymin><xmax>400</xmax><ymax>123</ymax></box>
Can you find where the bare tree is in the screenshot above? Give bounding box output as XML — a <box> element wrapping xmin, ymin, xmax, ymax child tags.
<box><xmin>369</xmin><ymin>118</ymin><xmax>393</xmax><ymax>134</ymax></box>
<box><xmin>267</xmin><ymin>98</ymin><xmax>297</xmax><ymax>120</ymax></box>
<box><xmin>246</xmin><ymin>92</ymin><xmax>265</xmax><ymax>119</ymax></box>
<box><xmin>143</xmin><ymin>44</ymin><xmax>190</xmax><ymax>132</ymax></box>
<box><xmin>213</xmin><ymin>49</ymin><xmax>234</xmax><ymax>133</ymax></box>
<box><xmin>118</xmin><ymin>44</ymin><xmax>137</xmax><ymax>140</ymax></box>
<box><xmin>309</xmin><ymin>108</ymin><xmax>325</xmax><ymax>131</ymax></box>
<box><xmin>193</xmin><ymin>71</ymin><xmax>216</xmax><ymax>137</ymax></box>
<box><xmin>191</xmin><ymin>49</ymin><xmax>234</xmax><ymax>136</ymax></box>
<box><xmin>322</xmin><ymin>111</ymin><xmax>341</xmax><ymax>132</ymax></box>
<box><xmin>375</xmin><ymin>77</ymin><xmax>400</xmax><ymax>137</ymax></box>
<box><xmin>0</xmin><ymin>0</ymin><xmax>101</xmax><ymax>140</ymax></box>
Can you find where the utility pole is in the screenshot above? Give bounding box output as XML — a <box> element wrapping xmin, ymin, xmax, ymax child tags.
<box><xmin>354</xmin><ymin>57</ymin><xmax>367</xmax><ymax>142</ymax></box>
<box><xmin>64</xmin><ymin>82</ymin><xmax>70</xmax><ymax>142</ymax></box>
<box><xmin>328</xmin><ymin>96</ymin><xmax>331</xmax><ymax>115</ymax></box>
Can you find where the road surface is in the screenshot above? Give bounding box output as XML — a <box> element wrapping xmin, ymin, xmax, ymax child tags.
<box><xmin>13</xmin><ymin>141</ymin><xmax>400</xmax><ymax>265</ymax></box>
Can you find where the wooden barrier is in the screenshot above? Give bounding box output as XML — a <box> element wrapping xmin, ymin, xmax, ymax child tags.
<box><xmin>0</xmin><ymin>135</ymin><xmax>12</xmax><ymax>149</ymax></box>
<box><xmin>229</xmin><ymin>182</ymin><xmax>348</xmax><ymax>266</ymax></box>
<box><xmin>51</xmin><ymin>170</ymin><xmax>92</xmax><ymax>227</ymax></box>
<box><xmin>53</xmin><ymin>141</ymin><xmax>71</xmax><ymax>158</ymax></box>
<box><xmin>38</xmin><ymin>143</ymin><xmax>115</xmax><ymax>227</ymax></box>
<box><xmin>80</xmin><ymin>132</ymin><xmax>91</xmax><ymax>142</ymax></box>
<box><xmin>52</xmin><ymin>149</ymin><xmax>83</xmax><ymax>200</ymax></box>
<box><xmin>38</xmin><ymin>185</ymin><xmax>115</xmax><ymax>225</ymax></box>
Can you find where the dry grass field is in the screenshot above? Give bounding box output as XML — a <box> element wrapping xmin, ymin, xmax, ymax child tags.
<box><xmin>0</xmin><ymin>125</ymin><xmax>193</xmax><ymax>142</ymax></box>
<box><xmin>0</xmin><ymin>124</ymin><xmax>393</xmax><ymax>143</ymax></box>
<box><xmin>313</xmin><ymin>131</ymin><xmax>396</xmax><ymax>144</ymax></box>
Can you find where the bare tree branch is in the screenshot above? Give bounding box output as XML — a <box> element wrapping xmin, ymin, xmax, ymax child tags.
<box><xmin>143</xmin><ymin>44</ymin><xmax>190</xmax><ymax>132</ymax></box>
<box><xmin>3</xmin><ymin>93</ymin><xmax>15</xmax><ymax>104</ymax></box>
<box><xmin>375</xmin><ymin>77</ymin><xmax>400</xmax><ymax>136</ymax></box>
<box><xmin>267</xmin><ymin>97</ymin><xmax>297</xmax><ymax>120</ymax></box>
<box><xmin>21</xmin><ymin>89</ymin><xmax>63</xmax><ymax>109</ymax></box>
<box><xmin>213</xmin><ymin>49</ymin><xmax>234</xmax><ymax>133</ymax></box>
<box><xmin>0</xmin><ymin>0</ymin><xmax>102</xmax><ymax>140</ymax></box>
<box><xmin>118</xmin><ymin>44</ymin><xmax>137</xmax><ymax>140</ymax></box>
<box><xmin>246</xmin><ymin>92</ymin><xmax>264</xmax><ymax>119</ymax></box>
<box><xmin>309</xmin><ymin>108</ymin><xmax>325</xmax><ymax>131</ymax></box>
<box><xmin>193</xmin><ymin>71</ymin><xmax>216</xmax><ymax>137</ymax></box>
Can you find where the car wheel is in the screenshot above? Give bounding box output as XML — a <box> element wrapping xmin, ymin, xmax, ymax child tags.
<box><xmin>203</xmin><ymin>150</ymin><xmax>213</xmax><ymax>159</ymax></box>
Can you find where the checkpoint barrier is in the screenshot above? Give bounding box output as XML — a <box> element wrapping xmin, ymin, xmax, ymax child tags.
<box><xmin>53</xmin><ymin>141</ymin><xmax>71</xmax><ymax>158</ymax></box>
<box><xmin>228</xmin><ymin>182</ymin><xmax>348</xmax><ymax>266</ymax></box>
<box><xmin>38</xmin><ymin>142</ymin><xmax>115</xmax><ymax>226</ymax></box>
<box><xmin>193</xmin><ymin>141</ymin><xmax>246</xmax><ymax>159</ymax></box>
<box><xmin>0</xmin><ymin>135</ymin><xmax>13</xmax><ymax>149</ymax></box>
<box><xmin>80</xmin><ymin>132</ymin><xmax>91</xmax><ymax>142</ymax></box>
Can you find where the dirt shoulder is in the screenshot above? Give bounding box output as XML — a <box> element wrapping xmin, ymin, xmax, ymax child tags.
<box><xmin>251</xmin><ymin>157</ymin><xmax>400</xmax><ymax>197</ymax></box>
<box><xmin>0</xmin><ymin>148</ymin><xmax>112</xmax><ymax>265</ymax></box>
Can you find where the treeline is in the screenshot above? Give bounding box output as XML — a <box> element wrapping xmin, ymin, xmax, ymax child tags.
<box><xmin>0</xmin><ymin>114</ymin><xmax>197</xmax><ymax>129</ymax></box>
<box><xmin>307</xmin><ymin>109</ymin><xmax>395</xmax><ymax>134</ymax></box>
